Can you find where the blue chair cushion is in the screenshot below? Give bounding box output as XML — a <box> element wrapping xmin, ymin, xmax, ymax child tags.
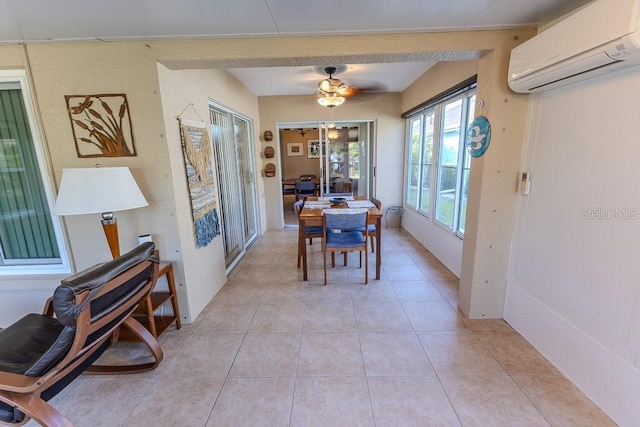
<box><xmin>305</xmin><ymin>225</ymin><xmax>324</xmax><ymax>234</ymax></box>
<box><xmin>326</xmin><ymin>230</ymin><xmax>366</xmax><ymax>248</ymax></box>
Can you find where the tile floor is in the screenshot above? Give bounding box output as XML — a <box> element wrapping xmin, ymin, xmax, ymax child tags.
<box><xmin>34</xmin><ymin>228</ymin><xmax>616</xmax><ymax>426</ymax></box>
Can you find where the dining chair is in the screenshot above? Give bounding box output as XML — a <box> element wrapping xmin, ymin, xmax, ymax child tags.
<box><xmin>322</xmin><ymin>208</ymin><xmax>369</xmax><ymax>285</ymax></box>
<box><xmin>294</xmin><ymin>200</ymin><xmax>323</xmax><ymax>268</ymax></box>
<box><xmin>334</xmin><ymin>179</ymin><xmax>353</xmax><ymax>193</ymax></box>
<box><xmin>295</xmin><ymin>180</ymin><xmax>316</xmax><ymax>200</ymax></box>
<box><xmin>367</xmin><ymin>197</ymin><xmax>382</xmax><ymax>252</ymax></box>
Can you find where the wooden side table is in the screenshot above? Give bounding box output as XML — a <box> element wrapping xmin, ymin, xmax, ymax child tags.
<box><xmin>135</xmin><ymin>262</ymin><xmax>182</xmax><ymax>338</ymax></box>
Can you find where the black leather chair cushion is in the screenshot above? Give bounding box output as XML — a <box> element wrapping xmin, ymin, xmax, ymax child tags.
<box><xmin>0</xmin><ymin>313</ymin><xmax>74</xmax><ymax>377</ymax></box>
<box><xmin>54</xmin><ymin>242</ymin><xmax>157</xmax><ymax>327</ymax></box>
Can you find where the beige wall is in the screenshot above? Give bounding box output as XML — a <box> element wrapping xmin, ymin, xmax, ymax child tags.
<box><xmin>459</xmin><ymin>42</ymin><xmax>534</xmax><ymax>318</ymax></box>
<box><xmin>0</xmin><ymin>28</ymin><xmax>535</xmax><ymax>325</ymax></box>
<box><xmin>280</xmin><ymin>129</ymin><xmax>321</xmax><ymax>179</ymax></box>
<box><xmin>156</xmin><ymin>65</ymin><xmax>264</xmax><ymax>321</ymax></box>
<box><xmin>401</xmin><ymin>60</ymin><xmax>479</xmax><ymax>112</ymax></box>
<box><xmin>0</xmin><ymin>45</ymin><xmax>25</xmax><ymax>66</ymax></box>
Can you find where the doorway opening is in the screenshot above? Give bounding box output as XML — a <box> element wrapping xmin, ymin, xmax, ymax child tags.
<box><xmin>278</xmin><ymin>120</ymin><xmax>374</xmax><ymax>227</ymax></box>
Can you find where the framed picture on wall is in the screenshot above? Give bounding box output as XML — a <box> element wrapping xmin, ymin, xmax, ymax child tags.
<box><xmin>307</xmin><ymin>139</ymin><xmax>320</xmax><ymax>158</ymax></box>
<box><xmin>287</xmin><ymin>142</ymin><xmax>303</xmax><ymax>156</ymax></box>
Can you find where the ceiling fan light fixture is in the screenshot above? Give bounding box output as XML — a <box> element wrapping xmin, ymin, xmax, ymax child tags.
<box><xmin>318</xmin><ymin>78</ymin><xmax>345</xmax><ymax>95</ymax></box>
<box><xmin>317</xmin><ymin>95</ymin><xmax>345</xmax><ymax>108</ymax></box>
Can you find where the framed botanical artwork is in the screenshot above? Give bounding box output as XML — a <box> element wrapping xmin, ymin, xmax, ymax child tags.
<box><xmin>65</xmin><ymin>93</ymin><xmax>136</xmax><ymax>158</ymax></box>
<box><xmin>287</xmin><ymin>142</ymin><xmax>303</xmax><ymax>156</ymax></box>
<box><xmin>307</xmin><ymin>139</ymin><xmax>320</xmax><ymax>158</ymax></box>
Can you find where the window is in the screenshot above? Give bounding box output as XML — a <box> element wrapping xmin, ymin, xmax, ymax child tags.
<box><xmin>404</xmin><ymin>82</ymin><xmax>476</xmax><ymax>238</ymax></box>
<box><xmin>0</xmin><ymin>71</ymin><xmax>67</xmax><ymax>272</ymax></box>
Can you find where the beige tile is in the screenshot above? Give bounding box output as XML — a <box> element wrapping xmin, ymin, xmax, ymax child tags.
<box><xmin>402</xmin><ymin>301</ymin><xmax>465</xmax><ymax>331</ymax></box>
<box><xmin>464</xmin><ymin>317</ymin><xmax>513</xmax><ymax>332</ymax></box>
<box><xmin>162</xmin><ymin>334</ymin><xmax>243</xmax><ymax>378</ymax></box>
<box><xmin>513</xmin><ymin>375</ymin><xmax>616</xmax><ymax>426</ymax></box>
<box><xmin>193</xmin><ymin>302</ymin><xmax>258</xmax><ymax>334</ymax></box>
<box><xmin>297</xmin><ymin>332</ymin><xmax>364</xmax><ymax>376</ymax></box>
<box><xmin>381</xmin><ymin>251</ymin><xmax>417</xmax><ymax>266</ymax></box>
<box><xmin>248</xmin><ymin>302</ymin><xmax>305</xmax><ymax>333</ymax></box>
<box><xmin>417</xmin><ymin>330</ymin><xmax>506</xmax><ymax>375</ymax></box>
<box><xmin>360</xmin><ymin>332</ymin><xmax>435</xmax><ymax>376</ymax></box>
<box><xmin>439</xmin><ymin>375</ymin><xmax>550</xmax><ymax>426</ymax></box>
<box><xmin>209</xmin><ymin>285</ymin><xmax>265</xmax><ymax>306</ymax></box>
<box><xmin>320</xmin><ymin>262</ymin><xmax>351</xmax><ymax>284</ymax></box>
<box><xmin>391</xmin><ymin>280</ymin><xmax>446</xmax><ymax>302</ymax></box>
<box><xmin>475</xmin><ymin>329</ymin><xmax>559</xmax><ymax>375</ymax></box>
<box><xmin>31</xmin><ymin>227</ymin><xmax>613</xmax><ymax>427</ymax></box>
<box><xmin>260</xmin><ymin>285</ymin><xmax>308</xmax><ymax>304</ymax></box>
<box><xmin>303</xmin><ymin>302</ymin><xmax>357</xmax><ymax>332</ymax></box>
<box><xmin>291</xmin><ymin>377</ymin><xmax>374</xmax><ymax>426</ymax></box>
<box><xmin>229</xmin><ymin>333</ymin><xmax>300</xmax><ymax>377</ymax></box>
<box><xmin>207</xmin><ymin>378</ymin><xmax>295</xmax><ymax>426</ymax></box>
<box><xmin>229</xmin><ymin>266</ymin><xmax>276</xmax><ymax>283</ymax></box>
<box><xmin>353</xmin><ymin>300</ymin><xmax>413</xmax><ymax>332</ymax></box>
<box><xmin>306</xmin><ymin>283</ymin><xmax>352</xmax><ymax>304</ymax></box>
<box><xmin>351</xmin><ymin>281</ymin><xmax>398</xmax><ymax>304</ymax></box>
<box><xmin>428</xmin><ymin>349</ymin><xmax>506</xmax><ymax>376</ymax></box>
<box><xmin>383</xmin><ymin>264</ymin><xmax>428</xmax><ymax>281</ymax></box>
<box><xmin>368</xmin><ymin>376</ymin><xmax>461</xmax><ymax>426</ymax></box>
<box><xmin>123</xmin><ymin>378</ymin><xmax>224</xmax><ymax>426</ymax></box>
<box><xmin>417</xmin><ymin>329</ymin><xmax>485</xmax><ymax>354</ymax></box>
<box><xmin>58</xmin><ymin>378</ymin><xmax>154</xmax><ymax>427</ymax></box>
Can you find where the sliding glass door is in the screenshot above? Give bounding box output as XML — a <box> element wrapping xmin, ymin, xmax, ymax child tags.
<box><xmin>210</xmin><ymin>103</ymin><xmax>258</xmax><ymax>269</ymax></box>
<box><xmin>319</xmin><ymin>121</ymin><xmax>373</xmax><ymax>197</ymax></box>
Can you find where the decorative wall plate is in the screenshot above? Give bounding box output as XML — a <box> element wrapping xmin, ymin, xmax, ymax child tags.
<box><xmin>264</xmin><ymin>145</ymin><xmax>275</xmax><ymax>158</ymax></box>
<box><xmin>466</xmin><ymin>115</ymin><xmax>491</xmax><ymax>158</ymax></box>
<box><xmin>264</xmin><ymin>163</ymin><xmax>276</xmax><ymax>177</ymax></box>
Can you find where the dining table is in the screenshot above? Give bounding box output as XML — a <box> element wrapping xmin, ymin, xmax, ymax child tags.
<box><xmin>298</xmin><ymin>196</ymin><xmax>382</xmax><ymax>281</ymax></box>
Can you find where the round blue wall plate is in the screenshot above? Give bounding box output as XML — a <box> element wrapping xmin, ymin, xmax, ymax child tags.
<box><xmin>466</xmin><ymin>116</ymin><xmax>491</xmax><ymax>158</ymax></box>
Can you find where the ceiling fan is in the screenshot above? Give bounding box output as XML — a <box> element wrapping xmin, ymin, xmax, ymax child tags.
<box><xmin>315</xmin><ymin>65</ymin><xmax>383</xmax><ymax>107</ymax></box>
<box><xmin>317</xmin><ymin>66</ymin><xmax>347</xmax><ymax>96</ymax></box>
<box><xmin>316</xmin><ymin>66</ymin><xmax>347</xmax><ymax>107</ymax></box>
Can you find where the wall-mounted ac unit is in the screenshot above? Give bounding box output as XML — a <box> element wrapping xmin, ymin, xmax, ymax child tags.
<box><xmin>508</xmin><ymin>0</ymin><xmax>640</xmax><ymax>93</ymax></box>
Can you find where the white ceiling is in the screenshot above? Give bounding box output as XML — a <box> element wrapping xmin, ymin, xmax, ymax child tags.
<box><xmin>1</xmin><ymin>0</ymin><xmax>592</xmax><ymax>96</ymax></box>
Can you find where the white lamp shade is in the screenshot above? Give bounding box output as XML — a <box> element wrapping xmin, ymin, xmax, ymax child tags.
<box><xmin>317</xmin><ymin>95</ymin><xmax>345</xmax><ymax>108</ymax></box>
<box><xmin>54</xmin><ymin>167</ymin><xmax>148</xmax><ymax>216</ymax></box>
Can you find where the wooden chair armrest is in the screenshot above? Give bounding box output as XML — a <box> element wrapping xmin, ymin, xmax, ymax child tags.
<box><xmin>0</xmin><ymin>371</ymin><xmax>41</xmax><ymax>393</ymax></box>
<box><xmin>42</xmin><ymin>296</ymin><xmax>55</xmax><ymax>317</ymax></box>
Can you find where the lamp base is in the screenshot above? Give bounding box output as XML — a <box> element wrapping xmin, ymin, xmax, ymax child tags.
<box><xmin>101</xmin><ymin>216</ymin><xmax>120</xmax><ymax>259</ymax></box>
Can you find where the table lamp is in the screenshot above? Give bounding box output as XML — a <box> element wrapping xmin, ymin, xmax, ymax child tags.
<box><xmin>54</xmin><ymin>166</ymin><xmax>148</xmax><ymax>259</ymax></box>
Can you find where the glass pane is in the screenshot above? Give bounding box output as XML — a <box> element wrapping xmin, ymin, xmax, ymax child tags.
<box><xmin>421</xmin><ymin>112</ymin><xmax>434</xmax><ymax>215</ymax></box>
<box><xmin>458</xmin><ymin>168</ymin><xmax>470</xmax><ymax>234</ymax></box>
<box><xmin>406</xmin><ymin>118</ymin><xmax>421</xmax><ymax>207</ymax></box>
<box><xmin>319</xmin><ymin>122</ymin><xmax>370</xmax><ymax>197</ymax></box>
<box><xmin>0</xmin><ymin>88</ymin><xmax>59</xmax><ymax>262</ymax></box>
<box><xmin>457</xmin><ymin>94</ymin><xmax>475</xmax><ymax>235</ymax></box>
<box><xmin>234</xmin><ymin>116</ymin><xmax>257</xmax><ymax>244</ymax></box>
<box><xmin>211</xmin><ymin>109</ymin><xmax>244</xmax><ymax>264</ymax></box>
<box><xmin>436</xmin><ymin>99</ymin><xmax>462</xmax><ymax>228</ymax></box>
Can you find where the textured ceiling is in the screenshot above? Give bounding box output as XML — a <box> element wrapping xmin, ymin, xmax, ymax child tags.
<box><xmin>1</xmin><ymin>0</ymin><xmax>592</xmax><ymax>96</ymax></box>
